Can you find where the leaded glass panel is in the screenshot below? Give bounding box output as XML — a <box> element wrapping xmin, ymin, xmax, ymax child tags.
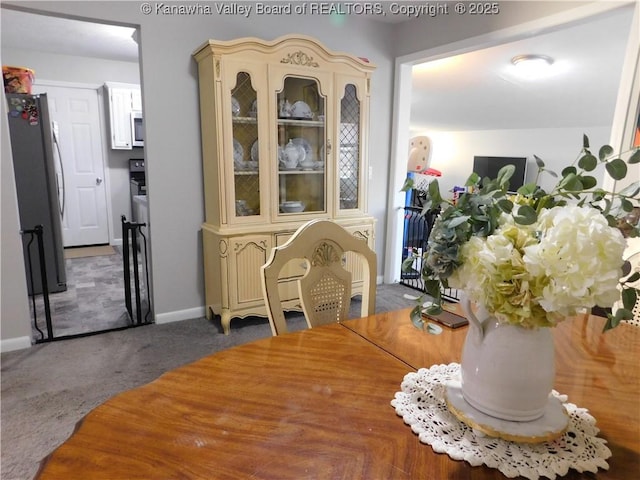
<box><xmin>231</xmin><ymin>72</ymin><xmax>260</xmax><ymax>217</ymax></box>
<box><xmin>339</xmin><ymin>84</ymin><xmax>360</xmax><ymax>210</ymax></box>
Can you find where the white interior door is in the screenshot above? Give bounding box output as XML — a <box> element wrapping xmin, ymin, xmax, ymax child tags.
<box><xmin>33</xmin><ymin>84</ymin><xmax>109</xmax><ymax>247</ymax></box>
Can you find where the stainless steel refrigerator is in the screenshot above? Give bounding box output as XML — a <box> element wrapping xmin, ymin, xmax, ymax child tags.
<box><xmin>6</xmin><ymin>93</ymin><xmax>67</xmax><ymax>295</ymax></box>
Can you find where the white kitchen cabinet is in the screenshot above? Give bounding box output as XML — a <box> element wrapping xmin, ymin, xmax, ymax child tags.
<box><xmin>131</xmin><ymin>88</ymin><xmax>142</xmax><ymax>112</ymax></box>
<box><xmin>194</xmin><ymin>35</ymin><xmax>376</xmax><ymax>334</ymax></box>
<box><xmin>105</xmin><ymin>82</ymin><xmax>141</xmax><ymax>150</ymax></box>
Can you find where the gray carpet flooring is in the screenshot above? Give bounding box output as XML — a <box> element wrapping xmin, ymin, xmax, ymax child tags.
<box><xmin>1</xmin><ymin>283</ymin><xmax>419</xmax><ymax>480</ymax></box>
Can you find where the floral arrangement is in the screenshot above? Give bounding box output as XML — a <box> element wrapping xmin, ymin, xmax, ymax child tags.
<box><xmin>402</xmin><ymin>135</ymin><xmax>640</xmax><ymax>331</ymax></box>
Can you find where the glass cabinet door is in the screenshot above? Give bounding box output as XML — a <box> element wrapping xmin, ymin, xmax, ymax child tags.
<box><xmin>338</xmin><ymin>83</ymin><xmax>361</xmax><ymax>211</ymax></box>
<box><xmin>275</xmin><ymin>76</ymin><xmax>326</xmax><ymax>216</ymax></box>
<box><xmin>230</xmin><ymin>71</ymin><xmax>260</xmax><ymax>218</ymax></box>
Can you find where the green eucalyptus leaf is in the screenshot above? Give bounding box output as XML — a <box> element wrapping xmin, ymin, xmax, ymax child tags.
<box><xmin>424</xmin><ymin>279</ymin><xmax>441</xmax><ymax>299</ymax></box>
<box><xmin>603</xmin><ymin>314</ymin><xmax>619</xmax><ymax>331</ymax></box>
<box><xmin>622</xmin><ymin>288</ymin><xmax>637</xmax><ymax>311</ymax></box>
<box><xmin>421</xmin><ymin>203</ymin><xmax>434</xmax><ymax>216</ymax></box>
<box><xmin>559</xmin><ymin>173</ymin><xmax>583</xmax><ymax>191</ymax></box>
<box><xmin>422</xmin><ymin>199</ymin><xmax>435</xmax><ymax>212</ymax></box>
<box><xmin>579</xmin><ymin>175</ymin><xmax>597</xmax><ymax>189</ymax></box>
<box><xmin>614</xmin><ymin>307</ymin><xmax>633</xmax><ymax>321</ymax></box>
<box><xmin>401</xmin><ymin>256</ymin><xmax>416</xmax><ymax>272</ymax></box>
<box><xmin>534</xmin><ymin>155</ymin><xmax>545</xmax><ymax>169</ymax></box>
<box><xmin>466</xmin><ymin>172</ymin><xmax>480</xmax><ymax>186</ymax></box>
<box><xmin>481</xmin><ymin>177</ymin><xmax>497</xmax><ymax>192</ymax></box>
<box><xmin>598</xmin><ymin>145</ymin><xmax>613</xmax><ymax>161</ymax></box>
<box><xmin>578</xmin><ymin>154</ymin><xmax>598</xmax><ymax>171</ymax></box>
<box><xmin>628</xmin><ymin>148</ymin><xmax>640</xmax><ymax>164</ymax></box>
<box><xmin>427</xmin><ymin>178</ymin><xmax>443</xmax><ymax>205</ymax></box>
<box><xmin>621</xmin><ymin>198</ymin><xmax>634</xmax><ymax>212</ymax></box>
<box><xmin>497</xmin><ymin>165</ymin><xmax>515</xmax><ymax>189</ymax></box>
<box><xmin>497</xmin><ymin>199</ymin><xmax>514</xmax><ymax>213</ymax></box>
<box><xmin>401</xmin><ymin>177</ymin><xmax>415</xmax><ymax>192</ymax></box>
<box><xmin>591</xmin><ymin>189</ymin><xmax>606</xmax><ymax>201</ymax></box>
<box><xmin>561</xmin><ymin>166</ymin><xmax>577</xmax><ymax>177</ymax></box>
<box><xmin>517</xmin><ymin>183</ymin><xmax>537</xmax><ymax>195</ymax></box>
<box><xmin>583</xmin><ymin>134</ymin><xmax>590</xmax><ymax>149</ymax></box>
<box><xmin>605</xmin><ymin>158</ymin><xmax>627</xmax><ymax>180</ymax></box>
<box><xmin>513</xmin><ymin>205</ymin><xmax>537</xmax><ymax>225</ymax></box>
<box><xmin>447</xmin><ymin>215</ymin><xmax>470</xmax><ymax>228</ymax></box>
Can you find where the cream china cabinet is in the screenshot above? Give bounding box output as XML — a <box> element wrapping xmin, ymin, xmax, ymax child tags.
<box><xmin>193</xmin><ymin>35</ymin><xmax>376</xmax><ymax>334</ymax></box>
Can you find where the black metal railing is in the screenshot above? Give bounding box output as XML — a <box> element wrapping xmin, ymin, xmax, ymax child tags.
<box><xmin>399</xmin><ymin>206</ymin><xmax>460</xmax><ymax>303</ymax></box>
<box><xmin>121</xmin><ymin>215</ymin><xmax>152</xmax><ymax>325</ymax></box>
<box><xmin>21</xmin><ymin>225</ymin><xmax>54</xmax><ymax>343</ymax></box>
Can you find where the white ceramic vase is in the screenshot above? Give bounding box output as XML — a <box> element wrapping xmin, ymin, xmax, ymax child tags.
<box><xmin>460</xmin><ymin>294</ymin><xmax>555</xmax><ymax>422</ymax></box>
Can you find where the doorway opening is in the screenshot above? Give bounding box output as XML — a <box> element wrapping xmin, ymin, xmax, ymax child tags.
<box><xmin>385</xmin><ymin>3</ymin><xmax>636</xmax><ymax>287</ymax></box>
<box><xmin>1</xmin><ymin>7</ymin><xmax>152</xmax><ymax>341</ymax></box>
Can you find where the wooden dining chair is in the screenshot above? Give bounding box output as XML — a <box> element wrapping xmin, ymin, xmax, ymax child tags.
<box><xmin>261</xmin><ymin>219</ymin><xmax>377</xmax><ymax>335</ymax></box>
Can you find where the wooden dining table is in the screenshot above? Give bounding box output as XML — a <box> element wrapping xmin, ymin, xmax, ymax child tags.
<box><xmin>36</xmin><ymin>307</ymin><xmax>639</xmax><ymax>479</ymax></box>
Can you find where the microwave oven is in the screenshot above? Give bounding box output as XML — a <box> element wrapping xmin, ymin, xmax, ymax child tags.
<box><xmin>131</xmin><ymin>111</ymin><xmax>144</xmax><ymax>147</ymax></box>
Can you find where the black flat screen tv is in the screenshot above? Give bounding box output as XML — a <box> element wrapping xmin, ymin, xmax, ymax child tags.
<box><xmin>473</xmin><ymin>156</ymin><xmax>528</xmax><ymax>192</ymax></box>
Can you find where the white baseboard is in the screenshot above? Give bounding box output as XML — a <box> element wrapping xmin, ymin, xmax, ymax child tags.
<box><xmin>154</xmin><ymin>306</ymin><xmax>206</xmax><ymax>325</ymax></box>
<box><xmin>1</xmin><ymin>336</ymin><xmax>32</xmax><ymax>353</ymax></box>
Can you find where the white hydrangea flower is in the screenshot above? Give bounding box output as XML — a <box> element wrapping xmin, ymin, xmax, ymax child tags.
<box><xmin>523</xmin><ymin>205</ymin><xmax>626</xmax><ymax>316</ymax></box>
<box><xmin>449</xmin><ymin>205</ymin><xmax>626</xmax><ymax>327</ymax></box>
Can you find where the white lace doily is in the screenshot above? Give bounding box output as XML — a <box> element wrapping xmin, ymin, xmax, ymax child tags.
<box><xmin>391</xmin><ymin>363</ymin><xmax>612</xmax><ymax>480</ymax></box>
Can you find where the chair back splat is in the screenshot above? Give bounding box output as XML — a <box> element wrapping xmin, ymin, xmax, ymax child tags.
<box><xmin>261</xmin><ymin>219</ymin><xmax>377</xmax><ymax>335</ymax></box>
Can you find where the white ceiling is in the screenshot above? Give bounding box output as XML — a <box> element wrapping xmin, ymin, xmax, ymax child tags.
<box><xmin>0</xmin><ymin>6</ymin><xmax>635</xmax><ymax>133</ymax></box>
<box><xmin>0</xmin><ymin>8</ymin><xmax>139</xmax><ymax>63</ymax></box>
<box><xmin>410</xmin><ymin>5</ymin><xmax>635</xmax><ymax>132</ymax></box>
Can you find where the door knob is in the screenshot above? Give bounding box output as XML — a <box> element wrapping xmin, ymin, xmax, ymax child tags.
<box><xmin>96</xmin><ymin>177</ymin><xmax>103</xmax><ymax>185</ymax></box>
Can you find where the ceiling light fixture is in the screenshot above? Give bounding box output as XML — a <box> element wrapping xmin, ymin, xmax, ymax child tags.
<box><xmin>510</xmin><ymin>54</ymin><xmax>555</xmax><ymax>79</ymax></box>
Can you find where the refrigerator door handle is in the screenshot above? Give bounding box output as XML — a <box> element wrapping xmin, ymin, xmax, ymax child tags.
<box><xmin>52</xmin><ymin>121</ymin><xmax>66</xmax><ymax>219</ymax></box>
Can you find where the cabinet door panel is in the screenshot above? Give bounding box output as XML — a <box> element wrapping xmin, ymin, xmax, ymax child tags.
<box><xmin>343</xmin><ymin>224</ymin><xmax>375</xmax><ymax>292</ymax></box>
<box><xmin>108</xmin><ymin>87</ymin><xmax>133</xmax><ymax>149</ymax></box>
<box><xmin>132</xmin><ymin>89</ymin><xmax>142</xmax><ymax>112</ymax></box>
<box><xmin>335</xmin><ymin>77</ymin><xmax>369</xmax><ymax>216</ymax></box>
<box><xmin>228</xmin><ymin>235</ymin><xmax>271</xmax><ymax>308</ymax></box>
<box><xmin>269</xmin><ymin>69</ymin><xmax>332</xmax><ymax>220</ymax></box>
<box><xmin>222</xmin><ymin>61</ymin><xmax>269</xmax><ymax>225</ymax></box>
